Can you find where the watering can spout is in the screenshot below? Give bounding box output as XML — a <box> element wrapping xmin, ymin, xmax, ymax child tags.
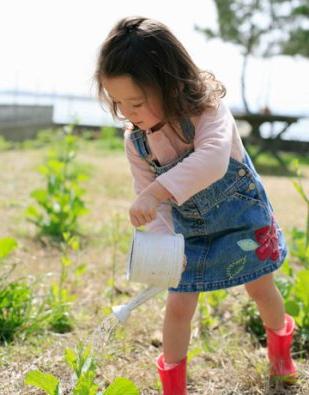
<box><xmin>112</xmin><ymin>286</ymin><xmax>164</xmax><ymax>323</ymax></box>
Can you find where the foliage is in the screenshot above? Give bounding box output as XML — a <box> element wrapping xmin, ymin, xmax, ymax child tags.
<box><xmin>97</xmin><ymin>127</ymin><xmax>124</xmax><ymax>152</ymax></box>
<box><xmin>279</xmin><ymin>3</ymin><xmax>309</xmax><ymax>58</ymax></box>
<box><xmin>196</xmin><ymin>0</ymin><xmax>309</xmax><ymax>112</ymax></box>
<box><xmin>198</xmin><ymin>290</ymin><xmax>228</xmax><ymax>351</ymax></box>
<box><xmin>0</xmin><ymin>237</ymin><xmax>50</xmax><ymax>343</ymax></box>
<box><xmin>24</xmin><ymin>342</ymin><xmax>140</xmax><ymax>395</ymax></box>
<box><xmin>46</xmin><ymin>233</ymin><xmax>83</xmax><ymax>333</ymax></box>
<box><xmin>242</xmin><ymin>160</ymin><xmax>309</xmax><ymax>355</ymax></box>
<box><xmin>25</xmin><ymin>125</ymin><xmax>89</xmax><ymax>241</ymax></box>
<box><xmin>0</xmin><ymin>135</ymin><xmax>12</xmax><ymax>151</ymax></box>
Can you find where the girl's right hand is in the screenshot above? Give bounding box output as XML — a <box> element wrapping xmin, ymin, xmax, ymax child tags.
<box><xmin>129</xmin><ymin>192</ymin><xmax>160</xmax><ymax>227</ymax></box>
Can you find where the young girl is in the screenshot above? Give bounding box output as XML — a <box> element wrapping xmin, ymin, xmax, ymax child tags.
<box><xmin>95</xmin><ymin>16</ymin><xmax>297</xmax><ymax>394</ymax></box>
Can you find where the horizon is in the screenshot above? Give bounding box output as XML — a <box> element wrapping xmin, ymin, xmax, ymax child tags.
<box><xmin>1</xmin><ymin>0</ymin><xmax>308</xmax><ymax>118</ymax></box>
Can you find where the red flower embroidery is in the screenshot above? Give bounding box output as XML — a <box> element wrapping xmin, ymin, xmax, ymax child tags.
<box><xmin>254</xmin><ymin>219</ymin><xmax>279</xmax><ymax>261</ymax></box>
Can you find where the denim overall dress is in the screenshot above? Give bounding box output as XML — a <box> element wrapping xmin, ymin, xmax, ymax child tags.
<box><xmin>129</xmin><ymin>119</ymin><xmax>288</xmax><ymax>292</ymax></box>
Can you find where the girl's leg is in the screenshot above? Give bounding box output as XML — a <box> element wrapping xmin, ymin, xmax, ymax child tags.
<box><xmin>245</xmin><ymin>273</ymin><xmax>297</xmax><ymax>383</ymax></box>
<box><xmin>163</xmin><ymin>291</ymin><xmax>199</xmax><ymax>363</ymax></box>
<box><xmin>245</xmin><ymin>273</ymin><xmax>285</xmax><ymax>330</ymax></box>
<box><xmin>156</xmin><ymin>292</ymin><xmax>199</xmax><ymax>395</ymax></box>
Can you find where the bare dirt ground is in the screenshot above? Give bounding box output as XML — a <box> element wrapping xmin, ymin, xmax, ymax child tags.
<box><xmin>0</xmin><ymin>145</ymin><xmax>308</xmax><ymax>394</ymax></box>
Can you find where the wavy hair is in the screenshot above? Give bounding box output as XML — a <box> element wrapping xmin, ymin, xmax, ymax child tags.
<box><xmin>94</xmin><ymin>16</ymin><xmax>226</xmax><ymax>138</ymax></box>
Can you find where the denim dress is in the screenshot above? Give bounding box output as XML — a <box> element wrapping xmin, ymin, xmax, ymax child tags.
<box><xmin>129</xmin><ymin>120</ymin><xmax>288</xmax><ymax>293</ymax></box>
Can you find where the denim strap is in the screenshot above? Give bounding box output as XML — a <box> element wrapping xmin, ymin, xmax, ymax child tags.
<box><xmin>129</xmin><ymin>118</ymin><xmax>195</xmax><ymax>159</ymax></box>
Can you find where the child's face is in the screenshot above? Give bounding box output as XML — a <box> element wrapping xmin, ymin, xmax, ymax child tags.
<box><xmin>102</xmin><ymin>75</ymin><xmax>164</xmax><ymax>130</ymax></box>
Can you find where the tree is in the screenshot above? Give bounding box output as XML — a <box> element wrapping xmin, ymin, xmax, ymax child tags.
<box><xmin>280</xmin><ymin>4</ymin><xmax>309</xmax><ymax>58</ymax></box>
<box><xmin>196</xmin><ymin>0</ymin><xmax>308</xmax><ymax>113</ymax></box>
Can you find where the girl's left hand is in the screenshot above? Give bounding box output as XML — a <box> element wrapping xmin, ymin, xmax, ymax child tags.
<box><xmin>129</xmin><ymin>192</ymin><xmax>160</xmax><ymax>227</ymax></box>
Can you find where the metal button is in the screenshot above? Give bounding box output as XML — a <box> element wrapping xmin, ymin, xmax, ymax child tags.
<box><xmin>238</xmin><ymin>169</ymin><xmax>246</xmax><ymax>177</ymax></box>
<box><xmin>249</xmin><ymin>183</ymin><xmax>256</xmax><ymax>190</ymax></box>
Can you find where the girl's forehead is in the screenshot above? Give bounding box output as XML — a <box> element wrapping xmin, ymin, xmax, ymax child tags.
<box><xmin>102</xmin><ymin>75</ymin><xmax>145</xmax><ymax>100</ymax></box>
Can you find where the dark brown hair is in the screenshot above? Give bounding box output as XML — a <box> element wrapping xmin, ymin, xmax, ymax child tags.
<box><xmin>94</xmin><ymin>16</ymin><xmax>226</xmax><ymax>136</ymax></box>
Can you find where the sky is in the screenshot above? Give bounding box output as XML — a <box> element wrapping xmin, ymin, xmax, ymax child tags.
<box><xmin>1</xmin><ymin>0</ymin><xmax>308</xmax><ymax>116</ymax></box>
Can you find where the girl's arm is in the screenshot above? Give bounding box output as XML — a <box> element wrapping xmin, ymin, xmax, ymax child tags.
<box><xmin>124</xmin><ymin>132</ymin><xmax>174</xmax><ymax>233</ymax></box>
<box><xmin>156</xmin><ymin>101</ymin><xmax>239</xmax><ymax>206</ymax></box>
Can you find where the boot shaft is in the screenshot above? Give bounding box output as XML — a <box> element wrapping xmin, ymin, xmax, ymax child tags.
<box><xmin>265</xmin><ymin>314</ymin><xmax>297</xmax><ymax>382</ymax></box>
<box><xmin>156</xmin><ymin>353</ymin><xmax>188</xmax><ymax>395</ymax></box>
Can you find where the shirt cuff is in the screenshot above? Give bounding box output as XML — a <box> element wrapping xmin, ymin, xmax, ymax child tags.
<box><xmin>156</xmin><ymin>175</ymin><xmax>186</xmax><ymax>206</ymax></box>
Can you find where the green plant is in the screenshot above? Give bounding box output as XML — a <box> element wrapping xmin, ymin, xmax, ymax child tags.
<box><xmin>24</xmin><ymin>342</ymin><xmax>140</xmax><ymax>394</ymax></box>
<box><xmin>0</xmin><ymin>237</ymin><xmax>52</xmax><ymax>342</ymax></box>
<box><xmin>46</xmin><ymin>233</ymin><xmax>81</xmax><ymax>333</ymax></box>
<box><xmin>98</xmin><ymin>127</ymin><xmax>124</xmax><ymax>152</ymax></box>
<box><xmin>241</xmin><ymin>299</ymin><xmax>266</xmax><ymax>346</ymax></box>
<box><xmin>290</xmin><ymin>159</ymin><xmax>309</xmax><ymax>261</ymax></box>
<box><xmin>198</xmin><ymin>290</ymin><xmax>228</xmax><ymax>351</ymax></box>
<box><xmin>0</xmin><ymin>135</ymin><xmax>12</xmax><ymax>151</ymax></box>
<box><xmin>242</xmin><ymin>161</ymin><xmax>309</xmax><ymax>354</ymax></box>
<box><xmin>25</xmin><ymin>125</ymin><xmax>89</xmax><ymax>241</ymax></box>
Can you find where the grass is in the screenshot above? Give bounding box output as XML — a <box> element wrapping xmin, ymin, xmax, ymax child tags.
<box><xmin>0</xmin><ymin>139</ymin><xmax>309</xmax><ymax>394</ymax></box>
<box><xmin>245</xmin><ymin>144</ymin><xmax>309</xmax><ymax>177</ymax></box>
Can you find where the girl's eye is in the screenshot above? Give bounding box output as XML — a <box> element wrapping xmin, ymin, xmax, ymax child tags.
<box><xmin>133</xmin><ymin>103</ymin><xmax>144</xmax><ymax>108</ymax></box>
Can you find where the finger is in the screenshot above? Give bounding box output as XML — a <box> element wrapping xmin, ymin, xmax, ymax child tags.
<box><xmin>130</xmin><ymin>209</ymin><xmax>148</xmax><ymax>226</ymax></box>
<box><xmin>131</xmin><ymin>214</ymin><xmax>144</xmax><ymax>228</ymax></box>
<box><xmin>144</xmin><ymin>213</ymin><xmax>156</xmax><ymax>223</ymax></box>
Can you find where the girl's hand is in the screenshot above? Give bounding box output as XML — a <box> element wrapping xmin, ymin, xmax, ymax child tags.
<box><xmin>129</xmin><ymin>192</ymin><xmax>160</xmax><ymax>227</ymax></box>
<box><xmin>129</xmin><ymin>180</ymin><xmax>173</xmax><ymax>228</ymax></box>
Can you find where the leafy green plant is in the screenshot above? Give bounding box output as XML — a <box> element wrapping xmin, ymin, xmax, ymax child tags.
<box><xmin>0</xmin><ymin>135</ymin><xmax>12</xmax><ymax>151</ymax></box>
<box><xmin>46</xmin><ymin>233</ymin><xmax>81</xmax><ymax>333</ymax></box>
<box><xmin>24</xmin><ymin>342</ymin><xmax>140</xmax><ymax>394</ymax></box>
<box><xmin>198</xmin><ymin>289</ymin><xmax>228</xmax><ymax>337</ymax></box>
<box><xmin>98</xmin><ymin>127</ymin><xmax>124</xmax><ymax>152</ymax></box>
<box><xmin>241</xmin><ymin>299</ymin><xmax>267</xmax><ymax>346</ymax></box>
<box><xmin>0</xmin><ymin>237</ymin><xmax>17</xmax><ymax>261</ymax></box>
<box><xmin>290</xmin><ymin>159</ymin><xmax>309</xmax><ymax>264</ymax></box>
<box><xmin>25</xmin><ymin>125</ymin><xmax>89</xmax><ymax>241</ymax></box>
<box><xmin>242</xmin><ymin>160</ymin><xmax>309</xmax><ymax>354</ymax></box>
<box><xmin>0</xmin><ymin>237</ymin><xmax>51</xmax><ymax>342</ymax></box>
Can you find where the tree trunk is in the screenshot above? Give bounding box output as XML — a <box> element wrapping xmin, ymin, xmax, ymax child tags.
<box><xmin>241</xmin><ymin>54</ymin><xmax>251</xmax><ymax>113</ymax></box>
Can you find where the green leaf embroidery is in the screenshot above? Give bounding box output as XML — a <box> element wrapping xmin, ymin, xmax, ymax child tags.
<box><xmin>226</xmin><ymin>256</ymin><xmax>247</xmax><ymax>279</ymax></box>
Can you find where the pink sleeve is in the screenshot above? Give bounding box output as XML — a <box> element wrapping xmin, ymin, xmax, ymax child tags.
<box><xmin>124</xmin><ymin>131</ymin><xmax>174</xmax><ymax>234</ymax></box>
<box><xmin>124</xmin><ymin>130</ymin><xmax>156</xmax><ymax>195</ymax></box>
<box><xmin>156</xmin><ymin>101</ymin><xmax>233</xmax><ymax>205</ymax></box>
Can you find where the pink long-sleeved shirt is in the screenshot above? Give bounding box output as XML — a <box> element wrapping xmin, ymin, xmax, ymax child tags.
<box><xmin>124</xmin><ymin>100</ymin><xmax>245</xmax><ymax>233</ymax></box>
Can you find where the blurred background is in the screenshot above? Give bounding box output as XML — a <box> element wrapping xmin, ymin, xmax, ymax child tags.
<box><xmin>0</xmin><ymin>0</ymin><xmax>308</xmax><ymax>146</ymax></box>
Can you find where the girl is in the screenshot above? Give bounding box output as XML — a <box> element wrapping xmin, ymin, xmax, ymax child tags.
<box><xmin>95</xmin><ymin>16</ymin><xmax>297</xmax><ymax>394</ymax></box>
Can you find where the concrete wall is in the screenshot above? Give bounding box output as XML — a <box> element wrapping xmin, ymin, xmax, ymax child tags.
<box><xmin>0</xmin><ymin>105</ymin><xmax>54</xmax><ymax>141</ymax></box>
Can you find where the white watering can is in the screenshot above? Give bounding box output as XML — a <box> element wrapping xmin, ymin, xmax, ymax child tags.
<box><xmin>112</xmin><ymin>213</ymin><xmax>186</xmax><ymax>323</ymax></box>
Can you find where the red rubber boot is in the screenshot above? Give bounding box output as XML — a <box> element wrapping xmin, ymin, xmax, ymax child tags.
<box><xmin>156</xmin><ymin>353</ymin><xmax>188</xmax><ymax>395</ymax></box>
<box><xmin>264</xmin><ymin>314</ymin><xmax>298</xmax><ymax>384</ymax></box>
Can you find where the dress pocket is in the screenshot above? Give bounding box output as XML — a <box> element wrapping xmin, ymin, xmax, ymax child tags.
<box><xmin>231</xmin><ymin>175</ymin><xmax>269</xmax><ymax>210</ymax></box>
<box><xmin>171</xmin><ymin>197</ymin><xmax>201</xmax><ymax>219</ymax></box>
